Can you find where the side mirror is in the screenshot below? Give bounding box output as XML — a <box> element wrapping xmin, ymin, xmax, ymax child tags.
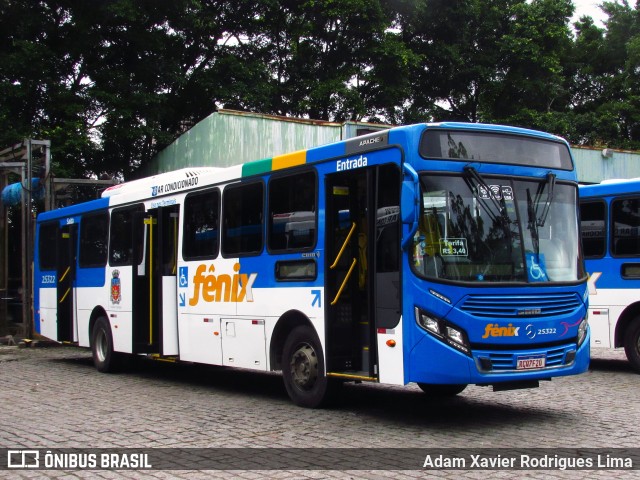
<box><xmin>401</xmin><ymin>164</ymin><xmax>419</xmax><ymax>249</ymax></box>
<box><xmin>401</xmin><ymin>179</ymin><xmax>417</xmax><ymax>224</ymax></box>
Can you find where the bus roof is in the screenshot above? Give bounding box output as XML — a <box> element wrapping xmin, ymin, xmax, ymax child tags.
<box><xmin>580</xmin><ymin>178</ymin><xmax>640</xmax><ymax>198</ymax></box>
<box><xmin>37</xmin><ymin>122</ymin><xmax>574</xmax><ymax>221</ymax></box>
<box><xmin>101</xmin><ymin>167</ymin><xmax>222</xmax><ymax>198</ymax></box>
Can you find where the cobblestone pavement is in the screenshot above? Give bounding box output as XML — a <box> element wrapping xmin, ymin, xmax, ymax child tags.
<box><xmin>0</xmin><ymin>344</ymin><xmax>638</xmax><ymax>479</ymax></box>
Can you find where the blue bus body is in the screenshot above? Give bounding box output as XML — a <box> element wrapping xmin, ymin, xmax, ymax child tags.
<box><xmin>34</xmin><ymin>122</ymin><xmax>589</xmax><ymax>407</ymax></box>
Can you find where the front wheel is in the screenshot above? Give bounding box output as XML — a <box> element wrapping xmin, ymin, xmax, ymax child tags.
<box><xmin>91</xmin><ymin>316</ymin><xmax>120</xmax><ymax>373</ymax></box>
<box><xmin>623</xmin><ymin>321</ymin><xmax>640</xmax><ymax>373</ymax></box>
<box><xmin>282</xmin><ymin>325</ymin><xmax>331</xmax><ymax>408</ymax></box>
<box><xmin>417</xmin><ymin>383</ymin><xmax>467</xmax><ymax>397</ymax></box>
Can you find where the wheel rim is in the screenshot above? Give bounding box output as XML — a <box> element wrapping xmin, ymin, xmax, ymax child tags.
<box><xmin>95</xmin><ymin>328</ymin><xmax>108</xmax><ymax>363</ymax></box>
<box><xmin>289</xmin><ymin>343</ymin><xmax>318</xmax><ymax>391</ymax></box>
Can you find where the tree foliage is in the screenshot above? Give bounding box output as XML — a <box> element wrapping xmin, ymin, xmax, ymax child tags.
<box><xmin>1</xmin><ymin>0</ymin><xmax>639</xmax><ymax>179</ymax></box>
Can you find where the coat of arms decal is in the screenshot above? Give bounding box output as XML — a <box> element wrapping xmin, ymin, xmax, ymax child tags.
<box><xmin>111</xmin><ymin>269</ymin><xmax>121</xmax><ymax>304</ymax></box>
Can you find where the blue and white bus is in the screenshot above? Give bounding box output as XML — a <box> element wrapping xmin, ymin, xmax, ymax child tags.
<box><xmin>580</xmin><ymin>179</ymin><xmax>640</xmax><ymax>372</ymax></box>
<box><xmin>34</xmin><ymin>122</ymin><xmax>590</xmax><ymax>407</ymax></box>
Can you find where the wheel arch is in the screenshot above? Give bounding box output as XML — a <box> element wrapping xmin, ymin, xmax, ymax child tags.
<box><xmin>88</xmin><ymin>306</ymin><xmax>108</xmax><ymax>344</ymax></box>
<box><xmin>614</xmin><ymin>301</ymin><xmax>640</xmax><ymax>348</ymax></box>
<box><xmin>269</xmin><ymin>310</ymin><xmax>316</xmax><ymax>372</ymax></box>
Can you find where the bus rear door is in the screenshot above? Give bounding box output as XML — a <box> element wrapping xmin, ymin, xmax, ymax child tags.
<box><xmin>132</xmin><ymin>205</ymin><xmax>180</xmax><ymax>355</ymax></box>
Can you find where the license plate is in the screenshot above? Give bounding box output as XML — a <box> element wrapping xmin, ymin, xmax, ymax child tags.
<box><xmin>516</xmin><ymin>355</ymin><xmax>545</xmax><ymax>370</ymax></box>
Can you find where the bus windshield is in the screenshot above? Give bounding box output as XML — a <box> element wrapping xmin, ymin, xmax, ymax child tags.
<box><xmin>411</xmin><ymin>174</ymin><xmax>584</xmax><ymax>284</ymax></box>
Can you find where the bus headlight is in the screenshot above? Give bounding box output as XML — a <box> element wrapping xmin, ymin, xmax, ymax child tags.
<box><xmin>577</xmin><ymin>317</ymin><xmax>588</xmax><ymax>347</ymax></box>
<box><xmin>446</xmin><ymin>326</ymin><xmax>465</xmax><ymax>346</ymax></box>
<box><xmin>415</xmin><ymin>307</ymin><xmax>471</xmax><ymax>355</ymax></box>
<box><xmin>415</xmin><ymin>309</ymin><xmax>440</xmax><ymax>335</ymax></box>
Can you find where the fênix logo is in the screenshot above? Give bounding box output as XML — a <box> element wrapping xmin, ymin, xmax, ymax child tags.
<box><xmin>189</xmin><ymin>263</ymin><xmax>257</xmax><ymax>306</ymax></box>
<box><xmin>482</xmin><ymin>323</ymin><xmax>520</xmax><ymax>339</ymax></box>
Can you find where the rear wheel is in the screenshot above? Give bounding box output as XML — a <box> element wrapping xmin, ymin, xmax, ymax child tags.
<box><xmin>282</xmin><ymin>325</ymin><xmax>331</xmax><ymax>408</ymax></box>
<box><xmin>417</xmin><ymin>383</ymin><xmax>467</xmax><ymax>397</ymax></box>
<box><xmin>91</xmin><ymin>317</ymin><xmax>120</xmax><ymax>373</ymax></box>
<box><xmin>623</xmin><ymin>321</ymin><xmax>640</xmax><ymax>373</ymax></box>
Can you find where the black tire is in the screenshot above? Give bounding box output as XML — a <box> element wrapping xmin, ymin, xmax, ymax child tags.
<box><xmin>282</xmin><ymin>325</ymin><xmax>331</xmax><ymax>408</ymax></box>
<box><xmin>417</xmin><ymin>383</ymin><xmax>467</xmax><ymax>397</ymax></box>
<box><xmin>623</xmin><ymin>321</ymin><xmax>640</xmax><ymax>373</ymax></box>
<box><xmin>91</xmin><ymin>316</ymin><xmax>120</xmax><ymax>373</ymax></box>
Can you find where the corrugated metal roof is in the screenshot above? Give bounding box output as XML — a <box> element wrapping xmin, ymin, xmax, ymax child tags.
<box><xmin>145</xmin><ymin>109</ymin><xmax>640</xmax><ymax>185</ymax></box>
<box><xmin>141</xmin><ymin>110</ymin><xmax>389</xmax><ymax>178</ymax></box>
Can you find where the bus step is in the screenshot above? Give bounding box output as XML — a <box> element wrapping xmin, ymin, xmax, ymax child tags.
<box><xmin>148</xmin><ymin>354</ymin><xmax>178</xmax><ymax>363</ymax></box>
<box><xmin>327</xmin><ymin>372</ymin><xmax>377</xmax><ymax>382</ymax></box>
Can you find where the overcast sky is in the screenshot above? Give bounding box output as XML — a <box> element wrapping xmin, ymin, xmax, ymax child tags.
<box><xmin>572</xmin><ymin>0</ymin><xmax>607</xmax><ymax>26</ymax></box>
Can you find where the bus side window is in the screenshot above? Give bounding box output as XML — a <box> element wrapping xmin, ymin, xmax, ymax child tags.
<box><xmin>38</xmin><ymin>222</ymin><xmax>58</xmax><ymax>270</ymax></box>
<box><xmin>579</xmin><ymin>201</ymin><xmax>606</xmax><ymax>258</ymax></box>
<box><xmin>223</xmin><ymin>182</ymin><xmax>264</xmax><ymax>256</ymax></box>
<box><xmin>612</xmin><ymin>197</ymin><xmax>640</xmax><ymax>257</ymax></box>
<box><xmin>268</xmin><ymin>171</ymin><xmax>316</xmax><ymax>252</ymax></box>
<box><xmin>79</xmin><ymin>212</ymin><xmax>109</xmax><ymax>268</ymax></box>
<box><xmin>110</xmin><ymin>205</ymin><xmax>144</xmax><ymax>266</ymax></box>
<box><xmin>183</xmin><ymin>189</ymin><xmax>220</xmax><ymax>260</ymax></box>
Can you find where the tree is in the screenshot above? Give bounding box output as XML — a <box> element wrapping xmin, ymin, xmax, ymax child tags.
<box><xmin>4</xmin><ymin>0</ymin><xmax>640</xmax><ymax>183</ymax></box>
<box><xmin>251</xmin><ymin>0</ymin><xmax>402</xmax><ymax>122</ymax></box>
<box><xmin>0</xmin><ymin>0</ymin><xmax>101</xmax><ymax>178</ymax></box>
<box><xmin>487</xmin><ymin>0</ymin><xmax>575</xmax><ymax>125</ymax></box>
<box><xmin>395</xmin><ymin>0</ymin><xmax>523</xmax><ymax>123</ymax></box>
<box><xmin>568</xmin><ymin>0</ymin><xmax>640</xmax><ymax>148</ymax></box>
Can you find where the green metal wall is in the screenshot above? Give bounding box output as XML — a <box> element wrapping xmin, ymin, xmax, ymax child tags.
<box><xmin>143</xmin><ymin>109</ymin><xmax>640</xmax><ymax>185</ymax></box>
<box><xmin>141</xmin><ymin>110</ymin><xmax>344</xmax><ymax>177</ymax></box>
<box><xmin>572</xmin><ymin>146</ymin><xmax>640</xmax><ymax>184</ymax></box>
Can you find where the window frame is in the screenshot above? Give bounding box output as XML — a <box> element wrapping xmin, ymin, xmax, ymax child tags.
<box><xmin>610</xmin><ymin>195</ymin><xmax>640</xmax><ymax>258</ymax></box>
<box><xmin>78</xmin><ymin>211</ymin><xmax>109</xmax><ymax>268</ymax></box>
<box><xmin>182</xmin><ymin>188</ymin><xmax>221</xmax><ymax>261</ymax></box>
<box><xmin>38</xmin><ymin>221</ymin><xmax>59</xmax><ymax>271</ymax></box>
<box><xmin>108</xmin><ymin>204</ymin><xmax>145</xmax><ymax>267</ymax></box>
<box><xmin>222</xmin><ymin>180</ymin><xmax>265</xmax><ymax>258</ymax></box>
<box><xmin>579</xmin><ymin>199</ymin><xmax>608</xmax><ymax>260</ymax></box>
<box><xmin>267</xmin><ymin>169</ymin><xmax>318</xmax><ymax>254</ymax></box>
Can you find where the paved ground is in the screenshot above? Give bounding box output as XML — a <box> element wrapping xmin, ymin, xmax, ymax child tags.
<box><xmin>0</xmin><ymin>344</ymin><xmax>638</xmax><ymax>479</ymax></box>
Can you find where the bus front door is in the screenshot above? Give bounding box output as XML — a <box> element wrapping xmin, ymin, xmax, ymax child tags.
<box><xmin>132</xmin><ymin>205</ymin><xmax>180</xmax><ymax>355</ymax></box>
<box><xmin>325</xmin><ymin>164</ymin><xmax>401</xmax><ymax>380</ymax></box>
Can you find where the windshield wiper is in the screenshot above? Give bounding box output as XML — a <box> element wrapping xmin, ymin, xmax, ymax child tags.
<box><xmin>463</xmin><ymin>166</ymin><xmax>511</xmax><ymax>228</ymax></box>
<box><xmin>527</xmin><ymin>188</ymin><xmax>540</xmax><ymax>255</ymax></box>
<box><xmin>534</xmin><ymin>172</ymin><xmax>556</xmax><ymax>227</ymax></box>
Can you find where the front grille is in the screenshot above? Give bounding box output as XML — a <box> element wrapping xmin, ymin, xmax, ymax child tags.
<box><xmin>460</xmin><ymin>293</ymin><xmax>582</xmax><ymax>318</ymax></box>
<box><xmin>475</xmin><ymin>345</ymin><xmax>572</xmax><ymax>372</ymax></box>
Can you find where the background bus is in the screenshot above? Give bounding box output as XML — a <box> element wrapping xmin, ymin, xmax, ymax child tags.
<box><xmin>34</xmin><ymin>122</ymin><xmax>590</xmax><ymax>407</ymax></box>
<box><xmin>580</xmin><ymin>179</ymin><xmax>640</xmax><ymax>372</ymax></box>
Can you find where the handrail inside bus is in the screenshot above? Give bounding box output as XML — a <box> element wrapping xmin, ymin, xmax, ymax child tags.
<box><xmin>144</xmin><ymin>216</ymin><xmax>157</xmax><ymax>344</ymax></box>
<box><xmin>329</xmin><ymin>222</ymin><xmax>357</xmax><ymax>270</ymax></box>
<box><xmin>330</xmin><ymin>257</ymin><xmax>357</xmax><ymax>306</ymax></box>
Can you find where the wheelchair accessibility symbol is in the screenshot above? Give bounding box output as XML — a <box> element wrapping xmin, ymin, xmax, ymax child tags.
<box><xmin>179</xmin><ymin>267</ymin><xmax>188</xmax><ymax>288</ymax></box>
<box><xmin>526</xmin><ymin>254</ymin><xmax>548</xmax><ymax>282</ymax></box>
<box><xmin>530</xmin><ymin>261</ymin><xmax>544</xmax><ymax>280</ymax></box>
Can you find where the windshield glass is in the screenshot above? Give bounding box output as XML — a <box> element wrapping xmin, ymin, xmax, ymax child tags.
<box><xmin>411</xmin><ymin>174</ymin><xmax>584</xmax><ymax>283</ymax></box>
